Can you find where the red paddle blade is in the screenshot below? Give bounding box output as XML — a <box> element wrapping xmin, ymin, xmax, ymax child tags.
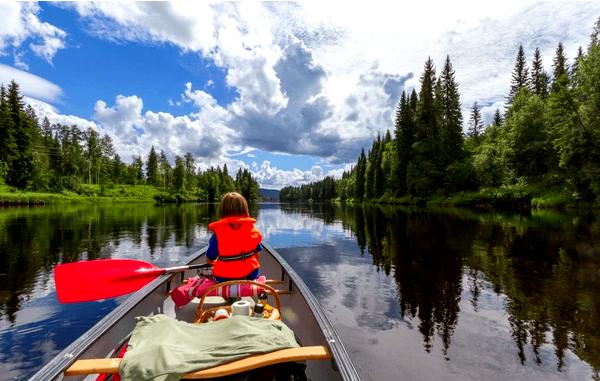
<box><xmin>54</xmin><ymin>259</ymin><xmax>165</xmax><ymax>303</ymax></box>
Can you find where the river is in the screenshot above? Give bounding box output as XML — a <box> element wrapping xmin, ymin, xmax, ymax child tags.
<box><xmin>0</xmin><ymin>203</ymin><xmax>598</xmax><ymax>380</ymax></box>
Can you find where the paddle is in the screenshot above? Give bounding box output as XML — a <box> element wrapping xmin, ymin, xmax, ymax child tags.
<box><xmin>54</xmin><ymin>259</ymin><xmax>211</xmax><ymax>303</ymax></box>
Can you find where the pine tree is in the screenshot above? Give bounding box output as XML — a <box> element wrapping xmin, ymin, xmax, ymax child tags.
<box><xmin>132</xmin><ymin>155</ymin><xmax>144</xmax><ymax>184</ymax></box>
<box><xmin>41</xmin><ymin>116</ymin><xmax>52</xmax><ymax>143</ymax></box>
<box><xmin>468</xmin><ymin>102</ymin><xmax>483</xmax><ymax>138</ymax></box>
<box><xmin>551</xmin><ymin>42</ymin><xmax>568</xmax><ymax>91</ymax></box>
<box><xmin>493</xmin><ymin>109</ymin><xmax>503</xmax><ymax>127</ymax></box>
<box><xmin>589</xmin><ymin>16</ymin><xmax>600</xmax><ymax>49</ymax></box>
<box><xmin>159</xmin><ymin>150</ymin><xmax>171</xmax><ymax>189</ymax></box>
<box><xmin>0</xmin><ymin>85</ymin><xmax>17</xmax><ymax>174</ymax></box>
<box><xmin>407</xmin><ymin>58</ymin><xmax>442</xmax><ymax>196</ymax></box>
<box><xmin>393</xmin><ymin>92</ymin><xmax>406</xmax><ymax>192</ymax></box>
<box><xmin>531</xmin><ymin>47</ymin><xmax>549</xmax><ymax>98</ymax></box>
<box><xmin>508</xmin><ymin>45</ymin><xmax>530</xmax><ymax>104</ymax></box>
<box><xmin>112</xmin><ymin>154</ymin><xmax>122</xmax><ymax>183</ymax></box>
<box><xmin>146</xmin><ymin>146</ymin><xmax>159</xmax><ymax>186</ymax></box>
<box><xmin>439</xmin><ymin>55</ymin><xmax>463</xmax><ymax>164</ymax></box>
<box><xmin>6</xmin><ymin>80</ymin><xmax>33</xmax><ymax>188</ymax></box>
<box><xmin>558</xmin><ymin>22</ymin><xmax>600</xmax><ymax>198</ymax></box>
<box><xmin>85</xmin><ymin>128</ymin><xmax>100</xmax><ymax>184</ymax></box>
<box><xmin>174</xmin><ymin>155</ymin><xmax>185</xmax><ymax>192</ymax></box>
<box><xmin>184</xmin><ymin>152</ymin><xmax>196</xmax><ymax>190</ymax></box>
<box><xmin>409</xmin><ymin>89</ymin><xmax>418</xmax><ymax>114</ymax></box>
<box><xmin>365</xmin><ymin>145</ymin><xmax>375</xmax><ymax>200</ymax></box>
<box><xmin>354</xmin><ymin>149</ymin><xmax>366</xmax><ymax>201</ymax></box>
<box><xmin>372</xmin><ymin>134</ymin><xmax>384</xmax><ymax>198</ymax></box>
<box><xmin>570</xmin><ymin>46</ymin><xmax>584</xmax><ymax>88</ymax></box>
<box><xmin>415</xmin><ymin>58</ymin><xmax>438</xmax><ymax>141</ymax></box>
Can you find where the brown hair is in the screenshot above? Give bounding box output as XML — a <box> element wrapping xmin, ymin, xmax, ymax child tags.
<box><xmin>219</xmin><ymin>192</ymin><xmax>250</xmax><ymax>218</ymax></box>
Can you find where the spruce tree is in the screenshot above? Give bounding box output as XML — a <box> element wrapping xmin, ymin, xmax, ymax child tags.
<box><xmin>570</xmin><ymin>46</ymin><xmax>584</xmax><ymax>88</ymax></box>
<box><xmin>439</xmin><ymin>55</ymin><xmax>463</xmax><ymax>164</ymax></box>
<box><xmin>174</xmin><ymin>155</ymin><xmax>186</xmax><ymax>192</ymax></box>
<box><xmin>372</xmin><ymin>134</ymin><xmax>384</xmax><ymax>198</ymax></box>
<box><xmin>184</xmin><ymin>152</ymin><xmax>196</xmax><ymax>190</ymax></box>
<box><xmin>589</xmin><ymin>16</ymin><xmax>600</xmax><ymax>49</ymax></box>
<box><xmin>146</xmin><ymin>146</ymin><xmax>159</xmax><ymax>186</ymax></box>
<box><xmin>468</xmin><ymin>102</ymin><xmax>483</xmax><ymax>138</ymax></box>
<box><xmin>508</xmin><ymin>45</ymin><xmax>530</xmax><ymax>104</ymax></box>
<box><xmin>415</xmin><ymin>58</ymin><xmax>438</xmax><ymax>141</ymax></box>
<box><xmin>393</xmin><ymin>92</ymin><xmax>409</xmax><ymax>194</ymax></box>
<box><xmin>159</xmin><ymin>150</ymin><xmax>171</xmax><ymax>189</ymax></box>
<box><xmin>409</xmin><ymin>89</ymin><xmax>418</xmax><ymax>114</ymax></box>
<box><xmin>407</xmin><ymin>58</ymin><xmax>442</xmax><ymax>196</ymax></box>
<box><xmin>551</xmin><ymin>42</ymin><xmax>568</xmax><ymax>91</ymax></box>
<box><xmin>354</xmin><ymin>149</ymin><xmax>366</xmax><ymax>201</ymax></box>
<box><xmin>559</xmin><ymin>23</ymin><xmax>600</xmax><ymax>198</ymax></box>
<box><xmin>531</xmin><ymin>47</ymin><xmax>549</xmax><ymax>98</ymax></box>
<box><xmin>112</xmin><ymin>154</ymin><xmax>122</xmax><ymax>183</ymax></box>
<box><xmin>493</xmin><ymin>109</ymin><xmax>503</xmax><ymax>127</ymax></box>
<box><xmin>132</xmin><ymin>155</ymin><xmax>144</xmax><ymax>184</ymax></box>
<box><xmin>6</xmin><ymin>80</ymin><xmax>33</xmax><ymax>188</ymax></box>
<box><xmin>85</xmin><ymin>128</ymin><xmax>101</xmax><ymax>184</ymax></box>
<box><xmin>0</xmin><ymin>85</ymin><xmax>17</xmax><ymax>172</ymax></box>
<box><xmin>365</xmin><ymin>144</ymin><xmax>375</xmax><ymax>200</ymax></box>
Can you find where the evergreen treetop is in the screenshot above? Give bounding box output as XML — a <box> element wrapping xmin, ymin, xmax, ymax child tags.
<box><xmin>468</xmin><ymin>102</ymin><xmax>483</xmax><ymax>138</ymax></box>
<box><xmin>508</xmin><ymin>45</ymin><xmax>530</xmax><ymax>103</ymax></box>
<box><xmin>531</xmin><ymin>47</ymin><xmax>549</xmax><ymax>98</ymax></box>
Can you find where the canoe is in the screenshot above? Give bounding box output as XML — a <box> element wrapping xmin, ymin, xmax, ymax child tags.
<box><xmin>30</xmin><ymin>243</ymin><xmax>360</xmax><ymax>380</ymax></box>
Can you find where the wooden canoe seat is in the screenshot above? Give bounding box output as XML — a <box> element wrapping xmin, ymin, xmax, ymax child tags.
<box><xmin>64</xmin><ymin>345</ymin><xmax>331</xmax><ymax>379</ymax></box>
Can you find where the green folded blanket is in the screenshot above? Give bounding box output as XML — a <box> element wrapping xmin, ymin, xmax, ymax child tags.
<box><xmin>119</xmin><ymin>314</ymin><xmax>299</xmax><ymax>381</ymax></box>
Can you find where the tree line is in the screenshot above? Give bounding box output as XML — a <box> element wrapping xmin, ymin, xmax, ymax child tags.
<box><xmin>281</xmin><ymin>18</ymin><xmax>600</xmax><ymax>204</ymax></box>
<box><xmin>0</xmin><ymin>82</ymin><xmax>259</xmax><ymax>202</ymax></box>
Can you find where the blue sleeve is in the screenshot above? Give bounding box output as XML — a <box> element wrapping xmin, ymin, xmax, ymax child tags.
<box><xmin>257</xmin><ymin>243</ymin><xmax>262</xmax><ymax>252</ymax></box>
<box><xmin>207</xmin><ymin>234</ymin><xmax>218</xmax><ymax>260</ymax></box>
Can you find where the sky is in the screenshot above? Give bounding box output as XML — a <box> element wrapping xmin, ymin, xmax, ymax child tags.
<box><xmin>0</xmin><ymin>1</ymin><xmax>599</xmax><ymax>189</ymax></box>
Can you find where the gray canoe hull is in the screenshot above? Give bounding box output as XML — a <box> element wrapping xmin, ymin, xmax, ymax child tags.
<box><xmin>31</xmin><ymin>244</ymin><xmax>360</xmax><ymax>381</ymax></box>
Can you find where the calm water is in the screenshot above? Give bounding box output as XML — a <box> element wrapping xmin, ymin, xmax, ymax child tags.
<box><xmin>0</xmin><ymin>203</ymin><xmax>599</xmax><ymax>380</ymax></box>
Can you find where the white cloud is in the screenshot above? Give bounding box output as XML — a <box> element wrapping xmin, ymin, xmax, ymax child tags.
<box><xmin>0</xmin><ymin>64</ymin><xmax>62</xmax><ymax>102</ymax></box>
<box><xmin>25</xmin><ymin>97</ymin><xmax>97</xmax><ymax>130</ymax></box>
<box><xmin>91</xmin><ymin>90</ymin><xmax>234</xmax><ymax>162</ymax></box>
<box><xmin>0</xmin><ymin>2</ymin><xmax>66</xmax><ymax>65</ymax></box>
<box><xmin>11</xmin><ymin>2</ymin><xmax>600</xmax><ymax>188</ymax></box>
<box><xmin>62</xmin><ymin>2</ymin><xmax>600</xmax><ymax>169</ymax></box>
<box><xmin>246</xmin><ymin>160</ymin><xmax>346</xmax><ymax>189</ymax></box>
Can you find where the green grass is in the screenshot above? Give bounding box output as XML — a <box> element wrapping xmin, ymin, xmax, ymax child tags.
<box><xmin>0</xmin><ymin>184</ymin><xmax>161</xmax><ymax>204</ymax></box>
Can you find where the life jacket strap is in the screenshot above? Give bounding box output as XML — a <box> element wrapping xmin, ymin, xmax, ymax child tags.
<box><xmin>217</xmin><ymin>250</ymin><xmax>257</xmax><ymax>262</ymax></box>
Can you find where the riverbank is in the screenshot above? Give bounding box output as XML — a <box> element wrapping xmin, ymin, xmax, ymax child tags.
<box><xmin>331</xmin><ymin>183</ymin><xmax>599</xmax><ymax>210</ymax></box>
<box><xmin>0</xmin><ymin>184</ymin><xmax>161</xmax><ymax>205</ymax></box>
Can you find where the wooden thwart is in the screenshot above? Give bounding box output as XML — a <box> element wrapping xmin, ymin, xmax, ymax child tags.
<box><xmin>64</xmin><ymin>345</ymin><xmax>331</xmax><ymax>379</ymax></box>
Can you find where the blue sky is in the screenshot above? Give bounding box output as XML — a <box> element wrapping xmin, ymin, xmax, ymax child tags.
<box><xmin>0</xmin><ymin>2</ymin><xmax>598</xmax><ymax>188</ymax></box>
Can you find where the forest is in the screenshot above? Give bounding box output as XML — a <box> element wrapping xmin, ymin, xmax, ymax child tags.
<box><xmin>0</xmin><ymin>83</ymin><xmax>259</xmax><ymax>203</ymax></box>
<box><xmin>281</xmin><ymin>18</ymin><xmax>600</xmax><ymax>207</ymax></box>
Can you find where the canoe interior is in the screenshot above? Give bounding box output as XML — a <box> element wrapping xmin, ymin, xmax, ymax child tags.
<box><xmin>31</xmin><ymin>245</ymin><xmax>359</xmax><ymax>381</ymax></box>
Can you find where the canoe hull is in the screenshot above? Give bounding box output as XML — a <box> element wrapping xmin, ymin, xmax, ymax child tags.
<box><xmin>31</xmin><ymin>244</ymin><xmax>359</xmax><ymax>380</ymax></box>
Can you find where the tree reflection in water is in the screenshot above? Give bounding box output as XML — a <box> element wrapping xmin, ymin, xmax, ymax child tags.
<box><xmin>281</xmin><ymin>203</ymin><xmax>600</xmax><ymax>375</ymax></box>
<box><xmin>1</xmin><ymin>202</ymin><xmax>598</xmax><ymax>379</ymax></box>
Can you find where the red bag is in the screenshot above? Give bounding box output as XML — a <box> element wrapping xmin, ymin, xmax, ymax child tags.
<box><xmin>170</xmin><ymin>276</ymin><xmax>266</xmax><ymax>307</ymax></box>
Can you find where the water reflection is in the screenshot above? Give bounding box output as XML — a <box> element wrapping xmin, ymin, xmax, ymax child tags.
<box><xmin>0</xmin><ymin>204</ymin><xmax>224</xmax><ymax>325</ymax></box>
<box><xmin>1</xmin><ymin>202</ymin><xmax>599</xmax><ymax>380</ymax></box>
<box><xmin>281</xmin><ymin>204</ymin><xmax>599</xmax><ymax>378</ymax></box>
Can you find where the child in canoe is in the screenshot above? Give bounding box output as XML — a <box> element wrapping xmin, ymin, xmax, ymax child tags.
<box><xmin>206</xmin><ymin>192</ymin><xmax>263</xmax><ymax>281</ymax></box>
<box><xmin>170</xmin><ymin>192</ymin><xmax>264</xmax><ymax>307</ymax></box>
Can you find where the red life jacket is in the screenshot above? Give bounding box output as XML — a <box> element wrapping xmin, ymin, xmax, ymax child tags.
<box><xmin>208</xmin><ymin>216</ymin><xmax>262</xmax><ymax>279</ymax></box>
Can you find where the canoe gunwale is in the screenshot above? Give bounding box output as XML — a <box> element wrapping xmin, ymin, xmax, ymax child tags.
<box><xmin>262</xmin><ymin>242</ymin><xmax>360</xmax><ymax>381</ymax></box>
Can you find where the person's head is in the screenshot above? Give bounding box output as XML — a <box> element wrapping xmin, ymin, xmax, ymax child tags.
<box><xmin>219</xmin><ymin>192</ymin><xmax>250</xmax><ymax>218</ymax></box>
